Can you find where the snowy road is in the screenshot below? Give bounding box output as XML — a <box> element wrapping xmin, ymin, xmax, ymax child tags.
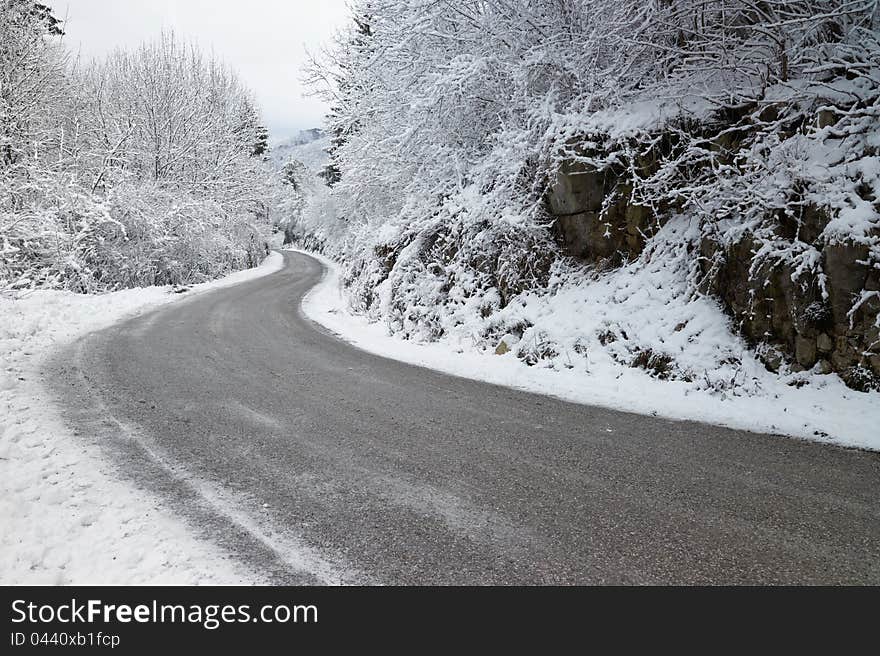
<box><xmin>50</xmin><ymin>252</ymin><xmax>880</xmax><ymax>584</ymax></box>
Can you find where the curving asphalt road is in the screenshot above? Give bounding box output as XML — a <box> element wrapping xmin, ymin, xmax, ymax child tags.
<box><xmin>49</xmin><ymin>251</ymin><xmax>880</xmax><ymax>584</ymax></box>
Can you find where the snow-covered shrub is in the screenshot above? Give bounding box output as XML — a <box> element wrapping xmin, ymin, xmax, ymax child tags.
<box><xmin>70</xmin><ymin>184</ymin><xmax>267</xmax><ymax>291</ymax></box>
<box><xmin>1</xmin><ymin>6</ymin><xmax>277</xmax><ymax>293</ymax></box>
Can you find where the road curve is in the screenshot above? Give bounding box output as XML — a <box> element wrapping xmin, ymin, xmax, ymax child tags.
<box><xmin>49</xmin><ymin>251</ymin><xmax>880</xmax><ymax>584</ymax></box>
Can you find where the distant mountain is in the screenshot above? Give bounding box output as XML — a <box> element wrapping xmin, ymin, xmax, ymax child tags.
<box><xmin>287</xmin><ymin>128</ymin><xmax>324</xmax><ymax>146</ymax></box>
<box><xmin>270</xmin><ymin>129</ymin><xmax>329</xmax><ymax>174</ymax></box>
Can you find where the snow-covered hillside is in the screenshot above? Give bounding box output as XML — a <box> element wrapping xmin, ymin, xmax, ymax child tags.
<box><xmin>289</xmin><ymin>0</ymin><xmax>880</xmax><ymax>443</ymax></box>
<box><xmin>270</xmin><ymin>129</ymin><xmax>330</xmax><ymax>173</ymax></box>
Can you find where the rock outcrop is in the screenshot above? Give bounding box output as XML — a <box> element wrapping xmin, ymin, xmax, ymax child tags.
<box><xmin>546</xmin><ymin>162</ymin><xmax>880</xmax><ymax>391</ymax></box>
<box><xmin>546</xmin><ymin>160</ymin><xmax>659</xmax><ymax>267</ymax></box>
<box><xmin>700</xmin><ymin>227</ymin><xmax>880</xmax><ymax>390</ymax></box>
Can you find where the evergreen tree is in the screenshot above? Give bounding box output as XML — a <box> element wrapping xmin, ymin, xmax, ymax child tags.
<box><xmin>317</xmin><ymin>5</ymin><xmax>373</xmax><ymax>187</ymax></box>
<box><xmin>29</xmin><ymin>2</ymin><xmax>63</xmax><ymax>35</ymax></box>
<box><xmin>252</xmin><ymin>125</ymin><xmax>269</xmax><ymax>158</ymax></box>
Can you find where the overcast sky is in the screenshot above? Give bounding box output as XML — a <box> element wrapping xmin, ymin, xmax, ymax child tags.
<box><xmin>47</xmin><ymin>1</ymin><xmax>350</xmax><ymax>142</ymax></box>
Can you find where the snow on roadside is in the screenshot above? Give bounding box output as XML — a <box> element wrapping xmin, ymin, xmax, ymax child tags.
<box><xmin>0</xmin><ymin>253</ymin><xmax>283</xmax><ymax>584</ymax></box>
<box><xmin>295</xmin><ymin>248</ymin><xmax>880</xmax><ymax>451</ymax></box>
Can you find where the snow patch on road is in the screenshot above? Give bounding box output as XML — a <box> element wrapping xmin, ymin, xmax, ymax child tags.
<box><xmin>0</xmin><ymin>253</ymin><xmax>283</xmax><ymax>584</ymax></box>
<box><xmin>296</xmin><ymin>249</ymin><xmax>880</xmax><ymax>451</ymax></box>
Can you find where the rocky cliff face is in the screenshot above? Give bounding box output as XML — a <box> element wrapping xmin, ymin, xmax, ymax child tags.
<box><xmin>546</xmin><ymin>161</ymin><xmax>880</xmax><ymax>391</ymax></box>
<box><xmin>699</xmin><ymin>223</ymin><xmax>880</xmax><ymax>391</ymax></box>
<box><xmin>547</xmin><ymin>160</ymin><xmax>659</xmax><ymax>268</ymax></box>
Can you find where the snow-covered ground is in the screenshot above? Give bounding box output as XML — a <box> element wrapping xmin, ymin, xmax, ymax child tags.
<box><xmin>296</xmin><ymin>247</ymin><xmax>880</xmax><ymax>451</ymax></box>
<box><xmin>0</xmin><ymin>253</ymin><xmax>283</xmax><ymax>584</ymax></box>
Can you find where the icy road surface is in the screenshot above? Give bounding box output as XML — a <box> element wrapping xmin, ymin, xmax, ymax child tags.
<box><xmin>50</xmin><ymin>252</ymin><xmax>880</xmax><ymax>584</ymax></box>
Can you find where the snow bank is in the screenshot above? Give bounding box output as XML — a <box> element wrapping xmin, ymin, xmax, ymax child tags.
<box><xmin>0</xmin><ymin>253</ymin><xmax>283</xmax><ymax>584</ymax></box>
<box><xmin>296</xmin><ymin>248</ymin><xmax>880</xmax><ymax>451</ymax></box>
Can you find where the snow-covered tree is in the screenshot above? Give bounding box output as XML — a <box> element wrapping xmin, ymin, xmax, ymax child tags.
<box><xmin>1</xmin><ymin>20</ymin><xmax>278</xmax><ymax>292</ymax></box>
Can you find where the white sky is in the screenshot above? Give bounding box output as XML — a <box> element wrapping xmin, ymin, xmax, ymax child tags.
<box><xmin>46</xmin><ymin>1</ymin><xmax>350</xmax><ymax>142</ymax></box>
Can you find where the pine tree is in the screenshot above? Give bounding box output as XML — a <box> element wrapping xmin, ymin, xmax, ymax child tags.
<box><xmin>318</xmin><ymin>5</ymin><xmax>373</xmax><ymax>187</ymax></box>
<box><xmin>252</xmin><ymin>124</ymin><xmax>269</xmax><ymax>158</ymax></box>
<box><xmin>30</xmin><ymin>2</ymin><xmax>63</xmax><ymax>35</ymax></box>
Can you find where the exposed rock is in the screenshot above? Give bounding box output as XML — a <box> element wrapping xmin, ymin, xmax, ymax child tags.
<box><xmin>757</xmin><ymin>343</ymin><xmax>785</xmax><ymax>373</ymax></box>
<box><xmin>831</xmin><ymin>344</ymin><xmax>854</xmax><ymax>371</ymax></box>
<box><xmin>547</xmin><ymin>162</ymin><xmax>659</xmax><ymax>265</ymax></box>
<box><xmin>824</xmin><ymin>242</ymin><xmax>870</xmax><ymax>329</ymax></box>
<box><xmin>818</xmin><ymin>109</ymin><xmax>837</xmax><ymax>129</ymax></box>
<box><xmin>699</xmin><ymin>223</ymin><xmax>879</xmax><ymax>389</ymax></box>
<box><xmin>795</xmin><ymin>336</ymin><xmax>817</xmax><ymax>368</ymax></box>
<box><xmin>546</xmin><ymin>160</ymin><xmax>606</xmax><ymax>216</ymax></box>
<box><xmin>547</xmin><ymin>151</ymin><xmax>879</xmax><ymax>391</ymax></box>
<box><xmin>699</xmin><ymin>234</ymin><xmax>827</xmax><ymax>348</ymax></box>
<box><xmin>495</xmin><ymin>340</ymin><xmax>511</xmax><ymax>355</ymax></box>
